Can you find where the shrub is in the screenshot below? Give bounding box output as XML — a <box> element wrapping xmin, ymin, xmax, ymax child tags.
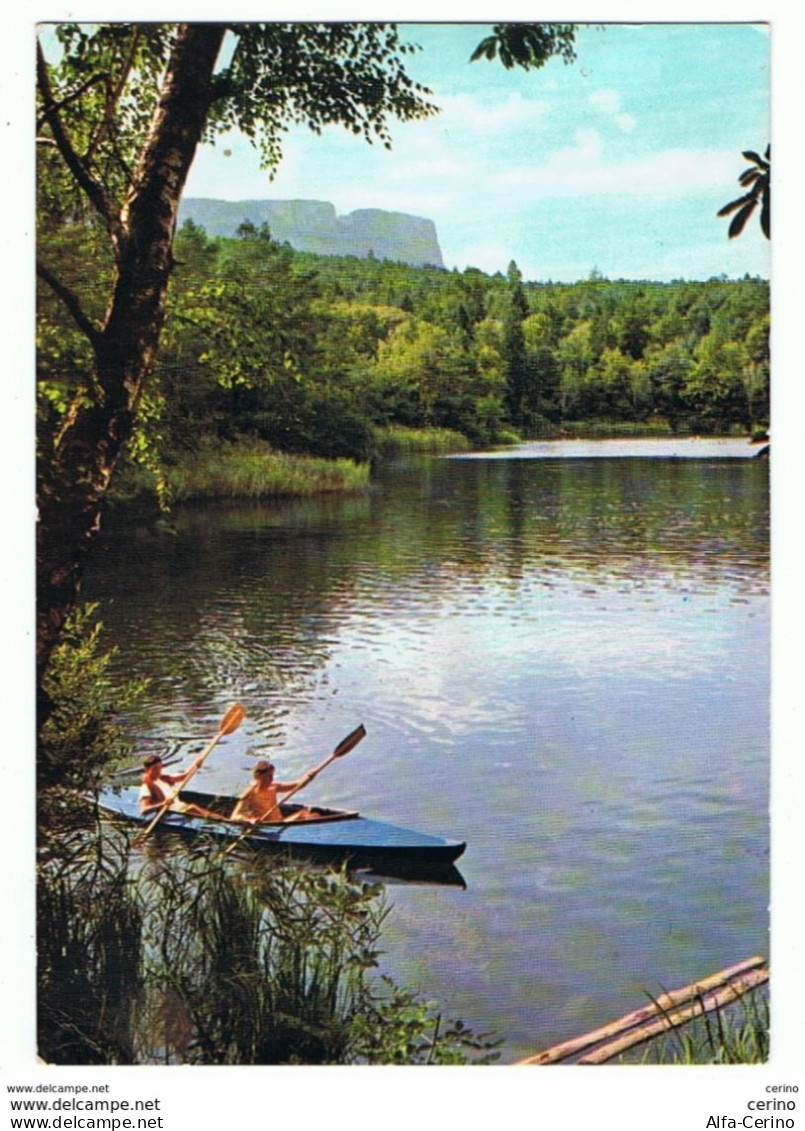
<box><xmin>38</xmin><ymin>604</ymin><xmax>147</xmax><ymax>792</ymax></box>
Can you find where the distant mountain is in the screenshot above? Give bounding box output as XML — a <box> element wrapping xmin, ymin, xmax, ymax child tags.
<box><xmin>178</xmin><ymin>198</ymin><xmax>445</xmax><ymax>268</ymax></box>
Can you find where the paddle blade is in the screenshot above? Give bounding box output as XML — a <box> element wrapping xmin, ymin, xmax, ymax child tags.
<box><xmin>333</xmin><ymin>723</ymin><xmax>366</xmax><ymax>758</ymax></box>
<box><xmin>220</xmin><ymin>703</ymin><xmax>246</xmax><ymax>736</ymax></box>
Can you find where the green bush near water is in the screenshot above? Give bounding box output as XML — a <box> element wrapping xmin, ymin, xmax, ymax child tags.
<box><xmin>38</xmin><ymin>604</ymin><xmax>148</xmax><ymax>792</ymax></box>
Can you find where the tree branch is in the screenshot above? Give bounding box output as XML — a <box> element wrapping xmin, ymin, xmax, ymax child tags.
<box><xmin>36</xmin><ymin>261</ymin><xmax>102</xmax><ymax>348</ymax></box>
<box><xmin>36</xmin><ymin>40</ymin><xmax>123</xmax><ymax>251</ymax></box>
<box><xmin>86</xmin><ymin>29</ymin><xmax>142</xmax><ymax>161</ymax></box>
<box><xmin>35</xmin><ymin>71</ymin><xmax>106</xmax><ymax>133</ymax></box>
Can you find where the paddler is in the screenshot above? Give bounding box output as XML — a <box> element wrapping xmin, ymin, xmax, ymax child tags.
<box><xmin>231</xmin><ymin>758</ymin><xmax>315</xmax><ymax>823</ymax></box>
<box><xmin>139</xmin><ymin>754</ymin><xmax>218</xmax><ymax>818</ymax></box>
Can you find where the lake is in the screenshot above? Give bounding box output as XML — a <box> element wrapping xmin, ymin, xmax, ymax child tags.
<box><xmin>86</xmin><ymin>439</ymin><xmax>770</xmax><ymax>1063</ymax></box>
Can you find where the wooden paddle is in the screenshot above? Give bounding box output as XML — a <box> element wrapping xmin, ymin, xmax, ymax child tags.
<box><xmin>224</xmin><ymin>723</ymin><xmax>366</xmax><ymax>855</ymax></box>
<box><xmin>133</xmin><ymin>702</ymin><xmax>246</xmax><ymax>847</ymax></box>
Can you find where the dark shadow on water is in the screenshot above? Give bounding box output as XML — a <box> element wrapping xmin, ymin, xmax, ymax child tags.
<box><xmin>224</xmin><ymin>842</ymin><xmax>467</xmax><ymax>888</ymax></box>
<box><xmin>127</xmin><ymin>819</ymin><xmax>467</xmax><ymax>889</ymax></box>
<box><xmin>349</xmin><ymin>862</ymin><xmax>467</xmax><ymax>889</ymax></box>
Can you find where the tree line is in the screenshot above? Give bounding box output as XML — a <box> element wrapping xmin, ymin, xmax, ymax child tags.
<box><xmin>39</xmin><ymin>217</ymin><xmax>770</xmax><ymax>484</ymax></box>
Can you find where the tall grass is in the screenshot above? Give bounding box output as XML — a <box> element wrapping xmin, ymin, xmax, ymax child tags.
<box><xmin>37</xmin><ymin>831</ymin><xmax>144</xmax><ymax>1065</ymax></box>
<box><xmin>623</xmin><ymin>989</ymin><xmax>770</xmax><ymax>1065</ymax></box>
<box><xmin>37</xmin><ymin>826</ymin><xmax>500</xmax><ymax>1065</ymax></box>
<box><xmin>372</xmin><ymin>425</ymin><xmax>472</xmax><ymax>455</ymax></box>
<box><xmin>164</xmin><ymin>441</ymin><xmax>369</xmax><ymax>502</ymax></box>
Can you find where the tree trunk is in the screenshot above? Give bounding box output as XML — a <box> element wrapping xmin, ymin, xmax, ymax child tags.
<box><xmin>36</xmin><ymin>24</ymin><xmax>225</xmax><ymax>722</ymax></box>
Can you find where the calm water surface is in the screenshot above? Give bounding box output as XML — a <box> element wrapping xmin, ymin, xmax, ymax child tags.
<box><xmin>86</xmin><ymin>443</ymin><xmax>769</xmax><ymax>1063</ymax></box>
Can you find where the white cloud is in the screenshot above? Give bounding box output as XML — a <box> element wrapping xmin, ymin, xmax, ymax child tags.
<box><xmin>453</xmin><ymin>240</ymin><xmax>517</xmax><ymax>275</ymax></box>
<box><xmin>386</xmin><ymin>154</ymin><xmax>473</xmax><ymax>183</ymax></box>
<box><xmin>436</xmin><ymin>91</ymin><xmax>550</xmax><ymax>133</ymax></box>
<box><xmin>494</xmin><ymin>141</ymin><xmax>741</xmax><ymax>203</ymax></box>
<box><xmin>588</xmin><ymin>89</ymin><xmax>636</xmax><ymax>134</ymax></box>
<box><xmin>589</xmin><ymin>89</ymin><xmax>621</xmax><ymax>114</ymax></box>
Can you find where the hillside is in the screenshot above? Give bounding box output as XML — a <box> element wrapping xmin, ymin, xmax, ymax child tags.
<box><xmin>178</xmin><ymin>198</ymin><xmax>445</xmax><ymax>268</ymax></box>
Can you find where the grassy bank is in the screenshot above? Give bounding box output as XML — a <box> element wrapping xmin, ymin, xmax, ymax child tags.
<box><xmin>557</xmin><ymin>420</ymin><xmax>756</xmax><ymax>439</ymax></box>
<box><xmin>122</xmin><ymin>440</ymin><xmax>370</xmax><ymax>505</ymax></box>
<box><xmin>559</xmin><ymin>419</ymin><xmax>674</xmax><ymax>438</ymax></box>
<box><xmin>372</xmin><ymin>425</ymin><xmax>473</xmax><ymax>456</ymax></box>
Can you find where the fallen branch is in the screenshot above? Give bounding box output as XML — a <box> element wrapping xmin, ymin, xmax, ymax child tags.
<box><xmin>578</xmin><ymin>966</ymin><xmax>769</xmax><ymax>1064</ymax></box>
<box><xmin>518</xmin><ymin>956</ymin><xmax>768</xmax><ymax>1066</ymax></box>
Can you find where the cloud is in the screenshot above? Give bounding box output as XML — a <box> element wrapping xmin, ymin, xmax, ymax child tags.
<box><xmin>436</xmin><ymin>91</ymin><xmax>550</xmax><ymax>133</ymax></box>
<box><xmin>454</xmin><ymin>240</ymin><xmax>518</xmax><ymax>275</ymax></box>
<box><xmin>494</xmin><ymin>138</ymin><xmax>742</xmax><ymax>203</ymax></box>
<box><xmin>588</xmin><ymin>89</ymin><xmax>636</xmax><ymax>134</ymax></box>
<box><xmin>386</xmin><ymin>154</ymin><xmax>473</xmax><ymax>184</ymax></box>
<box><xmin>589</xmin><ymin>89</ymin><xmax>621</xmax><ymax>114</ymax></box>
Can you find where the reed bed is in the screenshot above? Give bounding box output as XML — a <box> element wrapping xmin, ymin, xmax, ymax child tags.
<box><xmin>372</xmin><ymin>425</ymin><xmax>472</xmax><ymax>455</ymax></box>
<box><xmin>37</xmin><ymin>825</ymin><xmax>499</xmax><ymax>1066</ymax></box>
<box><xmin>164</xmin><ymin>442</ymin><xmax>369</xmax><ymax>502</ymax></box>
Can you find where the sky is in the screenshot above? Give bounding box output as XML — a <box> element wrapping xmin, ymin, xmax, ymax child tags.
<box><xmin>184</xmin><ymin>22</ymin><xmax>771</xmax><ymax>284</ymax></box>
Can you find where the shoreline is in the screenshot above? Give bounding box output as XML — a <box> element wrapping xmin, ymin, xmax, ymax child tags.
<box><xmin>451</xmin><ymin>436</ymin><xmax>767</xmax><ymax>460</ymax></box>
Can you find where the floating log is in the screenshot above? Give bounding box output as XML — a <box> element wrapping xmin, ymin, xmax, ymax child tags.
<box><xmin>578</xmin><ymin>966</ymin><xmax>769</xmax><ymax>1064</ymax></box>
<box><xmin>518</xmin><ymin>956</ymin><xmax>768</xmax><ymax>1066</ymax></box>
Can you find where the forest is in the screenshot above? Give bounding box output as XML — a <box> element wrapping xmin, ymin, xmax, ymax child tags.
<box><xmin>38</xmin><ymin>217</ymin><xmax>770</xmax><ymax>496</ymax></box>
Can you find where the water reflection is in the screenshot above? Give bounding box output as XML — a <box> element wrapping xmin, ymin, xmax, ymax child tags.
<box><xmin>132</xmin><ymin>823</ymin><xmax>467</xmax><ymax>888</ymax></box>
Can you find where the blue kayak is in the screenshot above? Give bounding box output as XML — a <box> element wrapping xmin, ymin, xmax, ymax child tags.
<box><xmin>96</xmin><ymin>785</ymin><xmax>467</xmax><ymax>870</ymax></box>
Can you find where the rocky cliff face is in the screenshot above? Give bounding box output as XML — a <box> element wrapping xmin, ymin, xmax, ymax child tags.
<box><xmin>178</xmin><ymin>198</ymin><xmax>444</xmax><ymax>268</ymax></box>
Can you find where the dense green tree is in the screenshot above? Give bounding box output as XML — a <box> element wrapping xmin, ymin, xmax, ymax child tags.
<box><xmin>644</xmin><ymin>343</ymin><xmax>692</xmax><ymax>431</ymax></box>
<box><xmin>502</xmin><ymin>260</ymin><xmax>530</xmax><ymax>425</ymax></box>
<box><xmin>744</xmin><ymin>314</ymin><xmax>770</xmax><ymax>430</ymax></box>
<box><xmin>589</xmin><ymin>348</ymin><xmax>639</xmax><ymax>420</ymax></box>
<box><xmin>557</xmin><ymin>321</ymin><xmax>595</xmax><ymax>416</ymax></box>
<box><xmin>685</xmin><ymin>335</ymin><xmax>752</xmax><ymax>431</ymax></box>
<box><xmin>470</xmin><ymin>23</ymin><xmax>577</xmax><ymax>70</ymax></box>
<box><xmin>617</xmin><ymin>303</ymin><xmax>651</xmax><ymax>361</ymax></box>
